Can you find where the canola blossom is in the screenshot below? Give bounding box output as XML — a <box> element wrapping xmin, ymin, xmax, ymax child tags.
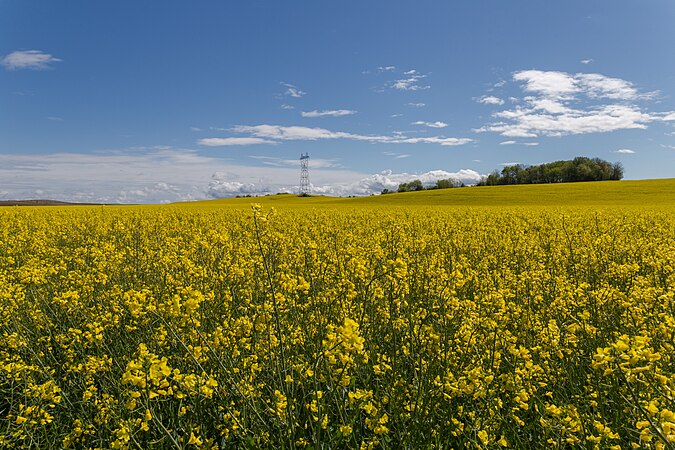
<box><xmin>0</xmin><ymin>203</ymin><xmax>674</xmax><ymax>449</ymax></box>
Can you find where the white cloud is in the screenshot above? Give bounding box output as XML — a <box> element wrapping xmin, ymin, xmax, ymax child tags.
<box><xmin>198</xmin><ymin>137</ymin><xmax>278</xmax><ymax>146</ymax></box>
<box><xmin>0</xmin><ymin>149</ymin><xmax>215</xmax><ymax>204</ymax></box>
<box><xmin>408</xmin><ymin>102</ymin><xmax>426</xmax><ymax>107</ymax></box>
<box><xmin>280</xmin><ymin>82</ymin><xmax>306</xmax><ymax>98</ymax></box>
<box><xmin>513</xmin><ymin>70</ymin><xmax>579</xmax><ymax>98</ymax></box>
<box><xmin>580</xmin><ymin>59</ymin><xmax>593</xmax><ymax>64</ymax></box>
<box><xmin>514</xmin><ymin>69</ymin><xmax>651</xmax><ymax>101</ymax></box>
<box><xmin>412</xmin><ymin>121</ymin><xmax>448</xmax><ymax>128</ymax></box>
<box><xmin>478</xmin><ymin>96</ymin><xmax>505</xmax><ymax>105</ymax></box>
<box><xmin>207</xmin><ymin>180</ymin><xmax>275</xmax><ymax>197</ymax></box>
<box><xmin>499</xmin><ymin>140</ymin><xmax>538</xmax><ymax>146</ymax></box>
<box><xmin>392</xmin><ymin>136</ymin><xmax>473</xmax><ymax>146</ymax></box>
<box><xmin>477</xmin><ymin>69</ymin><xmax>673</xmax><ymax>137</ymax></box>
<box><xmin>232</xmin><ymin>125</ymin><xmax>354</xmax><ymax>141</ymax></box>
<box><xmin>281</xmin><ymin>104</ymin><xmax>295</xmax><ymax>110</ymax></box>
<box><xmin>391</xmin><ymin>113</ymin><xmax>404</xmax><ymax>118</ymax></box>
<box><xmin>223</xmin><ymin>124</ymin><xmax>472</xmax><ymax>146</ymax></box>
<box><xmin>382</xmin><ymin>151</ymin><xmax>411</xmax><ymax>159</ymax></box>
<box><xmin>0</xmin><ymin>147</ymin><xmax>486</xmax><ymax>202</ymax></box>
<box><xmin>615</xmin><ymin>148</ymin><xmax>635</xmax><ymax>154</ymax></box>
<box><xmin>576</xmin><ymin>73</ymin><xmax>648</xmax><ymax>100</ymax></box>
<box><xmin>307</xmin><ymin>169</ymin><xmax>482</xmax><ymax>196</ymax></box>
<box><xmin>1</xmin><ymin>50</ymin><xmax>62</xmax><ymax>70</ymax></box>
<box><xmin>390</xmin><ymin>70</ymin><xmax>430</xmax><ymax>91</ymax></box>
<box><xmin>209</xmin><ymin>167</ymin><xmax>484</xmax><ymax>197</ymax></box>
<box><xmin>378</xmin><ymin>66</ymin><xmax>396</xmax><ymax>72</ymax></box>
<box><xmin>249</xmin><ymin>155</ymin><xmax>342</xmax><ymax>168</ymax></box>
<box><xmin>301</xmin><ymin>109</ymin><xmax>357</xmax><ymax>118</ymax></box>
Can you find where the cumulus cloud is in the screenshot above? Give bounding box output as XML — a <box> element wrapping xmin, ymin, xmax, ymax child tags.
<box><xmin>615</xmin><ymin>149</ymin><xmax>635</xmax><ymax>154</ymax></box>
<box><xmin>233</xmin><ymin>162</ymin><xmax>479</xmax><ymax>197</ymax></box>
<box><xmin>412</xmin><ymin>121</ymin><xmax>448</xmax><ymax>128</ymax></box>
<box><xmin>310</xmin><ymin>169</ymin><xmax>483</xmax><ymax>196</ymax></box>
<box><xmin>0</xmin><ymin>147</ymin><xmax>485</xmax><ymax>202</ymax></box>
<box><xmin>204</xmin><ymin>124</ymin><xmax>472</xmax><ymax>147</ymax></box>
<box><xmin>580</xmin><ymin>59</ymin><xmax>593</xmax><ymax>65</ymax></box>
<box><xmin>1</xmin><ymin>50</ymin><xmax>62</xmax><ymax>70</ymax></box>
<box><xmin>0</xmin><ymin>149</ymin><xmax>215</xmax><ymax>204</ymax></box>
<box><xmin>499</xmin><ymin>141</ymin><xmax>517</xmax><ymax>145</ymax></box>
<box><xmin>478</xmin><ymin>96</ymin><xmax>505</xmax><ymax>105</ymax></box>
<box><xmin>198</xmin><ymin>137</ymin><xmax>278</xmax><ymax>146</ymax></box>
<box><xmin>207</xmin><ymin>180</ymin><xmax>275</xmax><ymax>197</ymax></box>
<box><xmin>476</xmin><ymin>69</ymin><xmax>674</xmax><ymax>137</ymax></box>
<box><xmin>209</xmin><ymin>168</ymin><xmax>484</xmax><ymax>198</ymax></box>
<box><xmin>378</xmin><ymin>66</ymin><xmax>396</xmax><ymax>72</ymax></box>
<box><xmin>301</xmin><ymin>109</ymin><xmax>357</xmax><ymax>118</ymax></box>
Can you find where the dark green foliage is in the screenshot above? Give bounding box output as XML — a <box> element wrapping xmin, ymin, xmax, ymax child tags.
<box><xmin>398</xmin><ymin>179</ymin><xmax>424</xmax><ymax>193</ymax></box>
<box><xmin>477</xmin><ymin>157</ymin><xmax>624</xmax><ymax>186</ymax></box>
<box><xmin>382</xmin><ymin>178</ymin><xmax>460</xmax><ymax>194</ymax></box>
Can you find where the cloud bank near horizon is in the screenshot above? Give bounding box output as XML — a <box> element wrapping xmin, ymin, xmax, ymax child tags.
<box><xmin>0</xmin><ymin>149</ymin><xmax>483</xmax><ymax>204</ymax></box>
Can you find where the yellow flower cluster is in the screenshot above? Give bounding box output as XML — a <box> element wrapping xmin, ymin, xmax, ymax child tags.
<box><xmin>0</xmin><ymin>204</ymin><xmax>674</xmax><ymax>449</ymax></box>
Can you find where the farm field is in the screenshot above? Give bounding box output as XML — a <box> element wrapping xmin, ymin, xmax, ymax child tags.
<box><xmin>1</xmin><ymin>180</ymin><xmax>675</xmax><ymax>449</ymax></box>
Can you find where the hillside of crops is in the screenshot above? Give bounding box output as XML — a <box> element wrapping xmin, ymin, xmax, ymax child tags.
<box><xmin>181</xmin><ymin>178</ymin><xmax>675</xmax><ymax>210</ymax></box>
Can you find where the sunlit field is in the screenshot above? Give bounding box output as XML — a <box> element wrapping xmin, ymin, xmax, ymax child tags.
<box><xmin>1</xmin><ymin>180</ymin><xmax>675</xmax><ymax>449</ymax></box>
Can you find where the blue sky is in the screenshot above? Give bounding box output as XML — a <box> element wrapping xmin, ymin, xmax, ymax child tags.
<box><xmin>2</xmin><ymin>0</ymin><xmax>675</xmax><ymax>203</ymax></box>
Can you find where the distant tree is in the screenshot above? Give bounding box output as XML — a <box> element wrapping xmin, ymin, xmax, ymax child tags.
<box><xmin>435</xmin><ymin>178</ymin><xmax>457</xmax><ymax>189</ymax></box>
<box><xmin>611</xmin><ymin>162</ymin><xmax>624</xmax><ymax>180</ymax></box>
<box><xmin>398</xmin><ymin>179</ymin><xmax>423</xmax><ymax>192</ymax></box>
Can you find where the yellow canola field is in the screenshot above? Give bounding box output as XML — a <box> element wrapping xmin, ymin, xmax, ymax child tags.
<box><xmin>1</xmin><ymin>199</ymin><xmax>675</xmax><ymax>448</ymax></box>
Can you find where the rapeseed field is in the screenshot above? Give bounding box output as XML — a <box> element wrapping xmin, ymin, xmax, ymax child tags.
<box><xmin>1</xmin><ymin>181</ymin><xmax>675</xmax><ymax>449</ymax></box>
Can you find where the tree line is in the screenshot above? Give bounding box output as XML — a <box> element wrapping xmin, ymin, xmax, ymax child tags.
<box><xmin>477</xmin><ymin>157</ymin><xmax>624</xmax><ymax>186</ymax></box>
<box><xmin>382</xmin><ymin>178</ymin><xmax>464</xmax><ymax>195</ymax></box>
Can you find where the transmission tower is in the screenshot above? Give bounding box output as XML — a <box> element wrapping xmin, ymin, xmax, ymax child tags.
<box><xmin>300</xmin><ymin>152</ymin><xmax>311</xmax><ymax>195</ymax></box>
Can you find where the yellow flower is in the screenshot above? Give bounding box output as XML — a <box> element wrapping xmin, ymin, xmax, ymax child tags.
<box><xmin>187</xmin><ymin>431</ymin><xmax>203</xmax><ymax>446</ymax></box>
